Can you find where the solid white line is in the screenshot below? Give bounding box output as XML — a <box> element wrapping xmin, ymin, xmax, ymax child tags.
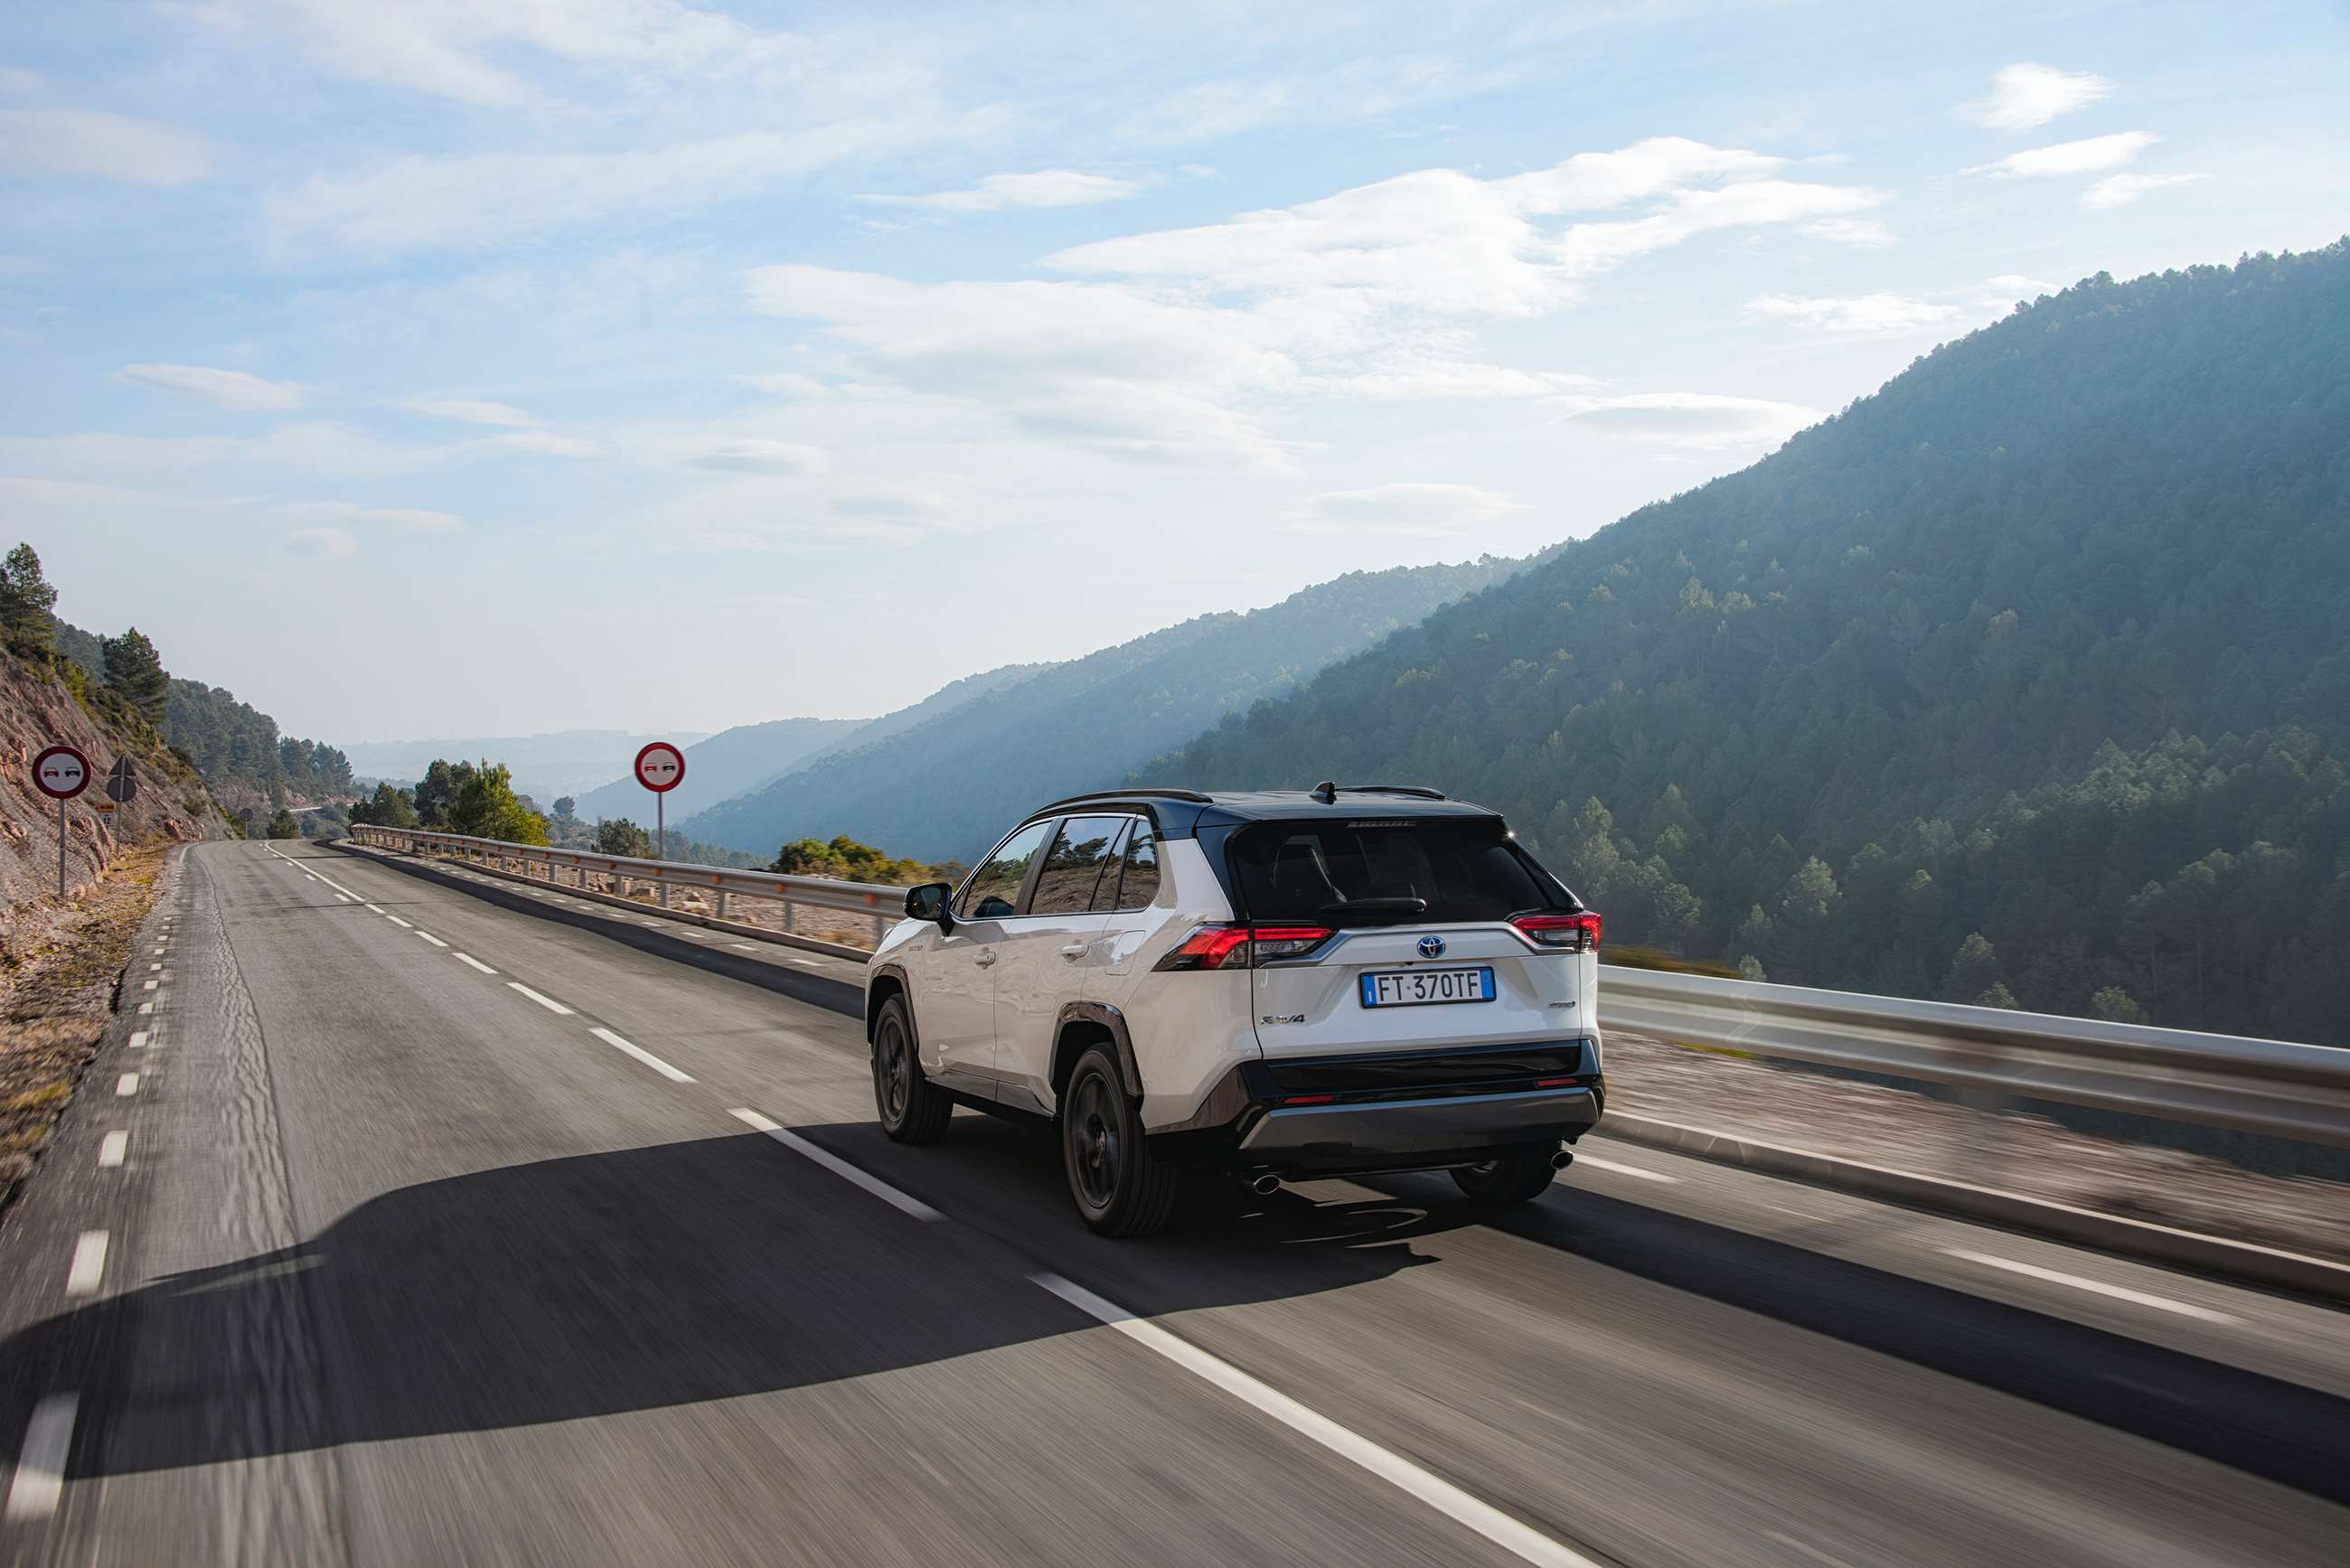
<box><xmin>65</xmin><ymin>1232</ymin><xmax>108</xmax><ymax>1297</ymax></box>
<box><xmin>506</xmin><ymin>982</ymin><xmax>573</xmax><ymax>1016</ymax></box>
<box><xmin>1941</xmin><ymin>1248</ymin><xmax>2241</xmax><ymax>1324</ymax></box>
<box><xmin>98</xmin><ymin>1131</ymin><xmax>127</xmax><ymax>1169</ymax></box>
<box><xmin>1033</xmin><ymin>1272</ymin><xmax>1603</xmax><ymax>1568</ymax></box>
<box><xmin>4</xmin><ymin>1394</ymin><xmax>77</xmax><ymax>1520</ymax></box>
<box><xmin>728</xmin><ymin>1109</ymin><xmax>943</xmax><ymax>1222</ymax></box>
<box><xmin>591</xmin><ymin>1027</ymin><xmax>693</xmax><ymax>1082</ymax></box>
<box><xmin>334</xmin><ymin>894</ymin><xmax>353</xmax><ymax>904</ymax></box>
<box><xmin>453</xmin><ymin>953</ymin><xmax>497</xmax><ymax>974</ymax></box>
<box><xmin>114</xmin><ymin>1073</ymin><xmax>139</xmax><ymax>1096</ymax></box>
<box><xmin>384</xmin><ymin>915</ymin><xmax>413</xmax><ymax>929</ymax></box>
<box><xmin>127</xmin><ymin>1030</ymin><xmax>148</xmax><ymax>1049</ymax></box>
<box><xmin>1574</xmin><ymin>1155</ymin><xmax>1678</xmax><ymax>1184</ymax></box>
<box><xmin>416</xmin><ymin>932</ymin><xmax>448</xmax><ymax>947</ymax></box>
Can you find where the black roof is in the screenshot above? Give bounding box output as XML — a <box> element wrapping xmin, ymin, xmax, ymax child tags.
<box><xmin>1027</xmin><ymin>784</ymin><xmax>1500</xmax><ymax>836</ymax></box>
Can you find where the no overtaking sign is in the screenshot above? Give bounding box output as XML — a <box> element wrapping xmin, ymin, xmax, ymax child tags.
<box><xmin>33</xmin><ymin>745</ymin><xmax>89</xmax><ymax>800</ymax></box>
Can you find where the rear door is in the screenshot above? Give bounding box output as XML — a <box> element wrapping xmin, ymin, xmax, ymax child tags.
<box><xmin>1233</xmin><ymin>816</ymin><xmax>1593</xmax><ymax>1060</ymax></box>
<box><xmin>992</xmin><ymin>815</ymin><xmax>1124</xmax><ymax>1109</ymax></box>
<box><xmin>920</xmin><ymin>820</ymin><xmax>1053</xmax><ymax>1093</ymax></box>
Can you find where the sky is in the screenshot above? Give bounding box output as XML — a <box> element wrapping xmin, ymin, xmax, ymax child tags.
<box><xmin>3</xmin><ymin>2</ymin><xmax>2346</xmax><ymax>746</ymax></box>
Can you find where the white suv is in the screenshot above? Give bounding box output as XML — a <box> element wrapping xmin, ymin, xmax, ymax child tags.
<box><xmin>865</xmin><ymin>785</ymin><xmax>1604</xmax><ymax>1236</ymax></box>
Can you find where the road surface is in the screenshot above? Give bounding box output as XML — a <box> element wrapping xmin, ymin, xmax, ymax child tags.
<box><xmin>2</xmin><ymin>840</ymin><xmax>2345</xmax><ymax>1566</ymax></box>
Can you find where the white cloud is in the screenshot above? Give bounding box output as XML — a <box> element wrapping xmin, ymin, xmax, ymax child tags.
<box><xmin>183</xmin><ymin>0</ymin><xmax>799</xmax><ymax>107</ymax></box>
<box><xmin>1747</xmin><ymin>292</ymin><xmax>1961</xmax><ymax>334</ymax></box>
<box><xmin>682</xmin><ymin>437</ymin><xmax>827</xmax><ymax>475</ymax></box>
<box><xmin>1963</xmin><ymin>63</ymin><xmax>2112</xmax><ymax>131</ymax></box>
<box><xmin>280</xmin><ymin>500</ymin><xmax>463</xmax><ymax>532</ymax></box>
<box><xmin>396</xmin><ymin>396</ymin><xmax>537</xmax><ymax>427</ymax></box>
<box><xmin>1965</xmin><ymin>131</ymin><xmax>2155</xmax><ymax>179</ymax></box>
<box><xmin>1288</xmin><ymin>482</ymin><xmax>1526</xmax><ymax>537</ymax></box>
<box><xmin>734</xmin><ymin>372</ymin><xmax>834</xmax><ymax>399</ymax></box>
<box><xmin>2082</xmin><ymin>171</ymin><xmax>2208</xmax><ymax>209</ymax></box>
<box><xmin>264</xmin><ymin>122</ymin><xmax>929</xmax><ymax>256</ymax></box>
<box><xmin>1801</xmin><ymin>216</ymin><xmax>1894</xmax><ymax>247</ymax></box>
<box><xmin>487</xmin><ymin>429</ymin><xmax>598</xmax><ymax>457</ymax></box>
<box><xmin>0</xmin><ymin>109</ymin><xmax>215</xmax><ymax>185</ymax></box>
<box><xmin>285</xmin><ymin>526</ymin><xmax>359</xmax><ymax>559</ymax></box>
<box><xmin>1117</xmin><ymin>54</ymin><xmax>1518</xmax><ymax>146</ymax></box>
<box><xmin>121</xmin><ymin>363</ymin><xmax>307</xmax><ymax>410</ymax></box>
<box><xmin>0</xmin><ymin>66</ymin><xmax>42</xmax><ymax>96</ymax></box>
<box><xmin>1560</xmin><ymin>392</ymin><xmax>1822</xmax><ymax>450</ymax></box>
<box><xmin>856</xmin><ymin>169</ymin><xmax>1142</xmax><ymax>215</ymax></box>
<box><xmin>746</xmin><ymin>139</ymin><xmax>1876</xmax><ymax>469</ymax></box>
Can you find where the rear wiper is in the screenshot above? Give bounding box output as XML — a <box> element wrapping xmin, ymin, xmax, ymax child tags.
<box><xmin>1320</xmin><ymin>897</ymin><xmax>1428</xmax><ymax>919</ymax></box>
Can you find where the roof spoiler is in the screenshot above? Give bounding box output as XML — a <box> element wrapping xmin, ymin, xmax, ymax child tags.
<box><xmin>1307</xmin><ymin>782</ymin><xmax>1450</xmax><ymax>803</ymax></box>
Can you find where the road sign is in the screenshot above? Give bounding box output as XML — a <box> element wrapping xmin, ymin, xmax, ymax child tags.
<box><xmin>106</xmin><ymin>756</ymin><xmax>137</xmax><ymax>803</ymax></box>
<box><xmin>633</xmin><ymin>742</ymin><xmax>685</xmax><ymax>793</ymax></box>
<box><xmin>33</xmin><ymin>745</ymin><xmax>89</xmax><ymax>801</ymax></box>
<box><xmin>93</xmin><ymin>799</ymin><xmax>116</xmax><ymax>813</ymax></box>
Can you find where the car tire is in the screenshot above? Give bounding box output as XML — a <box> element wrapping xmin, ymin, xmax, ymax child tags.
<box><xmin>1060</xmin><ymin>1046</ymin><xmax>1179</xmax><ymax>1237</ymax></box>
<box><xmin>872</xmin><ymin>994</ymin><xmax>951</xmax><ymax>1144</ymax></box>
<box><xmin>1451</xmin><ymin>1145</ymin><xmax>1559</xmax><ymax>1205</ymax></box>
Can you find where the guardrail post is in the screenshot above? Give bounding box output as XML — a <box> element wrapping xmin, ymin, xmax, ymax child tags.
<box><xmin>716</xmin><ymin>888</ymin><xmax>729</xmax><ymax>920</ymax></box>
<box><xmin>659</xmin><ymin>874</ymin><xmax>670</xmax><ymax>910</ymax></box>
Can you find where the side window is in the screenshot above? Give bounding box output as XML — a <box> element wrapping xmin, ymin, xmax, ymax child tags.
<box><xmin>955</xmin><ymin>821</ymin><xmax>1053</xmax><ymax>919</ymax></box>
<box><xmin>1030</xmin><ymin>816</ymin><xmax>1127</xmax><ymax>915</ymax></box>
<box><xmin>1114</xmin><ymin>828</ymin><xmax>1161</xmax><ymax>911</ymax></box>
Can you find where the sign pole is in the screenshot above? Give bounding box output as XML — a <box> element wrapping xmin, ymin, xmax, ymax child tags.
<box><xmin>632</xmin><ymin>741</ymin><xmax>685</xmax><ymax>912</ymax></box>
<box><xmin>33</xmin><ymin>745</ymin><xmax>91</xmax><ymax>900</ymax></box>
<box><xmin>58</xmin><ymin>798</ymin><xmax>66</xmax><ymax>898</ymax></box>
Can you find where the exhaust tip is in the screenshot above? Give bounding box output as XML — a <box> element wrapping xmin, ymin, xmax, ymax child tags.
<box><xmin>1550</xmin><ymin>1149</ymin><xmax>1574</xmax><ymax>1171</ymax></box>
<box><xmin>1250</xmin><ymin>1173</ymin><xmax>1282</xmax><ymax>1197</ymax></box>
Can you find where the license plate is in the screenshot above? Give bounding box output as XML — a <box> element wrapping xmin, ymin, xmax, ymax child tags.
<box><xmin>1358</xmin><ymin>967</ymin><xmax>1495</xmax><ymax>1008</ymax></box>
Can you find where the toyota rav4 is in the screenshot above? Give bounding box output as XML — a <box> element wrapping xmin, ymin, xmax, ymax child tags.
<box><xmin>864</xmin><ymin>785</ymin><xmax>1603</xmax><ymax>1236</ymax></box>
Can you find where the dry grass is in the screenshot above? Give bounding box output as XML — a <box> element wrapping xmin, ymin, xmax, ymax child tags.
<box><xmin>0</xmin><ymin>845</ymin><xmax>168</xmax><ymax>1207</ymax></box>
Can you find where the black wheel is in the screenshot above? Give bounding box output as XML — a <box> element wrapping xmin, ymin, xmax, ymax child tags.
<box><xmin>1060</xmin><ymin>1047</ymin><xmax>1179</xmax><ymax>1237</ymax></box>
<box><xmin>1451</xmin><ymin>1145</ymin><xmax>1560</xmax><ymax>1205</ymax></box>
<box><xmin>872</xmin><ymin>995</ymin><xmax>950</xmax><ymax>1144</ymax></box>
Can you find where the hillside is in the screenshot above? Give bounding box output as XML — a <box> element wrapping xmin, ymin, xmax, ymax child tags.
<box><xmin>682</xmin><ymin>559</ymin><xmax>1520</xmax><ymax>862</ymax></box>
<box><xmin>1162</xmin><ymin>244</ymin><xmax>2350</xmax><ymax>1047</ymax></box>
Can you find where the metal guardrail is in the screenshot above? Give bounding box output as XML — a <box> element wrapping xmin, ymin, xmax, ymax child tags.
<box><xmin>1603</xmin><ymin>967</ymin><xmax>2350</xmax><ymax>1150</ymax></box>
<box><xmin>351</xmin><ymin>824</ymin><xmax>2350</xmax><ymax>1149</ymax></box>
<box><xmin>346</xmin><ymin>824</ymin><xmax>908</xmax><ymax>947</ymax></box>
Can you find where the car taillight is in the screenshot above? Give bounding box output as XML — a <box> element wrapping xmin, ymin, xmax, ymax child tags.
<box><xmin>1512</xmin><ymin>911</ymin><xmax>1601</xmax><ymax>953</ymax></box>
<box><xmin>1155</xmin><ymin>924</ymin><xmax>1334</xmax><ymax>971</ymax></box>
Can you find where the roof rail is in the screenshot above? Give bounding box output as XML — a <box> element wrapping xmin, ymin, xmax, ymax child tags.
<box><xmin>1037</xmin><ymin>786</ymin><xmax>1215</xmax><ymax>812</ymax></box>
<box><xmin>1341</xmin><ymin>784</ymin><xmax>1449</xmax><ymax>801</ymax></box>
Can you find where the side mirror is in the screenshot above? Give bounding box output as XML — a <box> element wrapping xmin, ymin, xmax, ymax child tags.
<box><xmin>905</xmin><ymin>882</ymin><xmax>954</xmax><ymax>929</ymax></box>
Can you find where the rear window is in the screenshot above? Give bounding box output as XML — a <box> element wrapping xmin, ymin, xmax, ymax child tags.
<box><xmin>1228</xmin><ymin>817</ymin><xmax>1564</xmax><ymax>926</ymax></box>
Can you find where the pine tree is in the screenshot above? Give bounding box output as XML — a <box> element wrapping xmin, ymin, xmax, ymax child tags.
<box><xmin>100</xmin><ymin>627</ymin><xmax>170</xmax><ymax>724</ymax></box>
<box><xmin>0</xmin><ymin>544</ymin><xmax>58</xmax><ymax>654</ymax></box>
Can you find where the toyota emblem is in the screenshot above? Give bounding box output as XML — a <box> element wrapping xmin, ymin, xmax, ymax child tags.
<box><xmin>1417</xmin><ymin>934</ymin><xmax>1446</xmax><ymax>959</ymax></box>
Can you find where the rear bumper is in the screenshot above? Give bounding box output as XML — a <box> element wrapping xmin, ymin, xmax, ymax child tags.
<box><xmin>1237</xmin><ymin>1085</ymin><xmax>1599</xmax><ymax>1168</ymax></box>
<box><xmin>1146</xmin><ymin>1038</ymin><xmax>1603</xmax><ymax>1178</ymax></box>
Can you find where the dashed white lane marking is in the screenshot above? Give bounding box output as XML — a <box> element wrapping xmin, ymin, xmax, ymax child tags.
<box><xmin>136</xmin><ymin>1001</ymin><xmax>152</xmax><ymax>1015</ymax></box>
<box><xmin>591</xmin><ymin>1027</ymin><xmax>694</xmax><ymax>1083</ymax></box>
<box><xmin>1941</xmin><ymin>1249</ymin><xmax>2241</xmax><ymax>1323</ymax></box>
<box><xmin>114</xmin><ymin>1073</ymin><xmax>139</xmax><ymax>1096</ymax></box>
<box><xmin>416</xmin><ymin>932</ymin><xmax>449</xmax><ymax>948</ymax></box>
<box><xmin>731</xmin><ymin>943</ymin><xmax>762</xmax><ymax>952</ymax></box>
<box><xmin>65</xmin><ymin>1231</ymin><xmax>108</xmax><ymax>1296</ymax></box>
<box><xmin>364</xmin><ymin>904</ymin><xmax>383</xmax><ymax>914</ymax></box>
<box><xmin>1574</xmin><ymin>1155</ymin><xmax>1678</xmax><ymax>1183</ymax></box>
<box><xmin>334</xmin><ymin>894</ymin><xmax>353</xmax><ymax>904</ymax></box>
<box><xmin>453</xmin><ymin>953</ymin><xmax>497</xmax><ymax>974</ymax></box>
<box><xmin>507</xmin><ymin>982</ymin><xmax>573</xmax><ymax>1016</ymax></box>
<box><xmin>1033</xmin><ymin>1272</ymin><xmax>1603</xmax><ymax>1568</ymax></box>
<box><xmin>149</xmin><ymin>962</ymin><xmax>161</xmax><ymax>972</ymax></box>
<box><xmin>127</xmin><ymin>1030</ymin><xmax>148</xmax><ymax>1049</ymax></box>
<box><xmin>728</xmin><ymin>1109</ymin><xmax>944</xmax><ymax>1223</ymax></box>
<box><xmin>4</xmin><ymin>1394</ymin><xmax>78</xmax><ymax>1520</ymax></box>
<box><xmin>141</xmin><ymin>980</ymin><xmax>156</xmax><ymax>991</ymax></box>
<box><xmin>98</xmin><ymin>1131</ymin><xmax>128</xmax><ymax>1169</ymax></box>
<box><xmin>384</xmin><ymin>915</ymin><xmax>414</xmax><ymax>929</ymax></box>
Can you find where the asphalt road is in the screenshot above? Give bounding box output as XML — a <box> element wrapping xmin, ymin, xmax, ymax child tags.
<box><xmin>2</xmin><ymin>839</ymin><xmax>2345</xmax><ymax>1567</ymax></box>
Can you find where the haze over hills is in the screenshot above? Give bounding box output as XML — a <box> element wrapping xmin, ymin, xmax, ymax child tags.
<box><xmin>1163</xmin><ymin>244</ymin><xmax>2350</xmax><ymax>1047</ymax></box>
<box><xmin>341</xmin><ymin>731</ymin><xmax>714</xmax><ymax>804</ymax></box>
<box><xmin>681</xmin><ymin>559</ymin><xmax>1521</xmax><ymax>862</ymax></box>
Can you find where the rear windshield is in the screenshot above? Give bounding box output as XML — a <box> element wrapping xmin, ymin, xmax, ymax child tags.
<box><xmin>1228</xmin><ymin>817</ymin><xmax>1567</xmax><ymax>927</ymax></box>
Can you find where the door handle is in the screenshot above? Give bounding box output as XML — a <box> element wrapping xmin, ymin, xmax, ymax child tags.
<box><xmin>1058</xmin><ymin>943</ymin><xmax>1088</xmax><ymax>960</ymax></box>
<box><xmin>973</xmin><ymin>949</ymin><xmax>998</xmax><ymax>968</ymax></box>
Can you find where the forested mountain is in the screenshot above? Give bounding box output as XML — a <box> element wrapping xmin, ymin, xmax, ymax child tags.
<box><xmin>1163</xmin><ymin>243</ymin><xmax>2350</xmax><ymax>1047</ymax></box>
<box><xmin>570</xmin><ymin>716</ymin><xmax>865</xmax><ymax>824</ymax></box>
<box><xmin>682</xmin><ymin>559</ymin><xmax>1521</xmax><ymax>861</ymax></box>
<box><xmin>53</xmin><ymin>618</ymin><xmax>352</xmax><ymax>805</ymax></box>
<box><xmin>566</xmin><ymin>661</ymin><xmax>1048</xmax><ymax>826</ymax></box>
<box><xmin>340</xmin><ymin>730</ymin><xmax>711</xmax><ymax>803</ymax></box>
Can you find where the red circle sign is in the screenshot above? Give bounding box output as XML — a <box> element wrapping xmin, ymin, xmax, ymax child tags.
<box><xmin>634</xmin><ymin>741</ymin><xmax>685</xmax><ymax>793</ymax></box>
<box><xmin>33</xmin><ymin>744</ymin><xmax>91</xmax><ymax>801</ymax></box>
